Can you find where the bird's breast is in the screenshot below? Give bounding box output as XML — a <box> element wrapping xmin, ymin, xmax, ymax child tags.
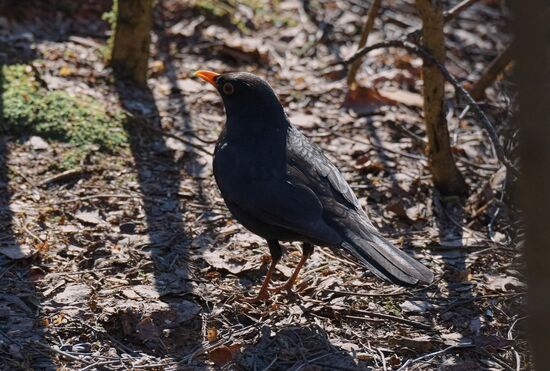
<box><xmin>213</xmin><ymin>141</ymin><xmax>284</xmax><ymax>199</ymax></box>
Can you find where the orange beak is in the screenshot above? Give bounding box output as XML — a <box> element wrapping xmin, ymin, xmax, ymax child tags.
<box><xmin>194</xmin><ymin>70</ymin><xmax>220</xmax><ymax>88</ymax></box>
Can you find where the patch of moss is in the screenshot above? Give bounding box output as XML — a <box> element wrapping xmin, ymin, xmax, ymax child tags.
<box><xmin>0</xmin><ymin>64</ymin><xmax>127</xmax><ymax>154</ymax></box>
<box><xmin>383</xmin><ymin>298</ymin><xmax>401</xmax><ymax>316</ymax></box>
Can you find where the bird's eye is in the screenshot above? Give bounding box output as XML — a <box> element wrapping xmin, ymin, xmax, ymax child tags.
<box><xmin>222</xmin><ymin>82</ymin><xmax>234</xmax><ymax>95</ymax></box>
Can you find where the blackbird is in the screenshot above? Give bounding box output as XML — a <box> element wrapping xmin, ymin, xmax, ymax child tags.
<box><xmin>195</xmin><ymin>70</ymin><xmax>433</xmax><ymax>301</ymax></box>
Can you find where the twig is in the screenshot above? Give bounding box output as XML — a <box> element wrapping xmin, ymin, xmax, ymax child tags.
<box><xmin>377</xmin><ymin>348</ymin><xmax>388</xmax><ymax>371</ymax></box>
<box><xmin>295</xmin><ymin>353</ymin><xmax>331</xmax><ymax>371</ymax></box>
<box><xmin>398</xmin><ymin>343</ymin><xmax>474</xmax><ymax>370</ymax></box>
<box><xmin>335</xmin><ymin>132</ymin><xmax>427</xmax><ymax>161</ymax></box>
<box><xmin>344</xmin><ymin>307</ymin><xmax>433</xmax><ymax>330</ymax></box>
<box><xmin>132</xmin><ymin>363</ymin><xmax>177</xmax><ymax>369</ymax></box>
<box><xmin>508</xmin><ymin>316</ymin><xmax>526</xmax><ymax>340</ymax></box>
<box><xmin>508</xmin><ymin>316</ymin><xmax>526</xmax><ymax>371</ymax></box>
<box><xmin>327</xmin><ymin>276</ymin><xmax>442</xmax><ymax>298</ymax></box>
<box><xmin>513</xmin><ymin>350</ymin><xmax>521</xmax><ymax>371</ymax></box>
<box><xmin>345</xmin><ymin>315</ymin><xmax>384</xmax><ymax>323</ymax></box>
<box><xmin>328</xmin><ymin>288</ymin><xmax>406</xmax><ymax>297</ymax></box>
<box><xmin>347</xmin><ymin>0</ymin><xmax>382</xmax><ymax>87</ymax></box>
<box><xmin>486</xmin><ymin>352</ymin><xmax>516</xmax><ymax>371</ymax></box>
<box><xmin>443</xmin><ymin>0</ymin><xmax>479</xmax><ymax>21</ymax></box>
<box><xmin>342</xmin><ymin>39</ymin><xmax>519</xmax><ymax>176</ymax></box>
<box><xmin>80</xmin><ymin>360</ymin><xmax>119</xmax><ymax>370</ymax></box>
<box><xmin>68</xmin><ymin>35</ymin><xmax>102</xmax><ymax>49</ymax></box>
<box><xmin>42</xmin><ymin>266</ymin><xmax>115</xmax><ymax>278</ymax></box>
<box><xmin>44</xmin><ymin>193</ymin><xmax>142</xmax><ymax>205</ymax></box>
<box><xmin>261</xmin><ymin>355</ymin><xmax>278</xmax><ymax>371</ymax></box>
<box><xmin>33</xmin><ymin>341</ymin><xmax>91</xmax><ymax>364</ymax></box>
<box><xmin>38</xmin><ymin>167</ymin><xmax>89</xmax><ymax>186</ymax></box>
<box><xmin>442</xmin><ymin>292</ymin><xmax>524</xmax><ymax>312</ymax></box>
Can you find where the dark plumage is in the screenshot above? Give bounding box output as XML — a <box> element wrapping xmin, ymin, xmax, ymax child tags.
<box><xmin>195</xmin><ymin>70</ymin><xmax>433</xmax><ymax>300</ymax></box>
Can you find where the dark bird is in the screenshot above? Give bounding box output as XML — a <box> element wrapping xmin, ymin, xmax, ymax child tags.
<box><xmin>195</xmin><ymin>70</ymin><xmax>433</xmax><ymax>301</ymax></box>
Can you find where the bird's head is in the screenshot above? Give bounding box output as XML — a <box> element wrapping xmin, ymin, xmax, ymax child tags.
<box><xmin>194</xmin><ymin>70</ymin><xmax>287</xmax><ymax>135</ymax></box>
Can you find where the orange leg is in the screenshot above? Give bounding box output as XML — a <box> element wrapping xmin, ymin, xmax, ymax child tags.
<box><xmin>269</xmin><ymin>242</ymin><xmax>313</xmax><ymax>293</ymax></box>
<box><xmin>243</xmin><ymin>239</ymin><xmax>282</xmax><ymax>302</ymax></box>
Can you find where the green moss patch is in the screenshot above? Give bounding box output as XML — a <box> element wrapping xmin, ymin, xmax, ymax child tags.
<box><xmin>0</xmin><ymin>64</ymin><xmax>127</xmax><ymax>154</ymax></box>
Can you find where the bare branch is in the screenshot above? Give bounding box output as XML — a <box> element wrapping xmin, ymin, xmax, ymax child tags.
<box><xmin>443</xmin><ymin>0</ymin><xmax>480</xmax><ymax>21</ymax></box>
<box><xmin>406</xmin><ymin>0</ymin><xmax>480</xmax><ymax>43</ymax></box>
<box><xmin>469</xmin><ymin>42</ymin><xmax>513</xmax><ymax>100</ymax></box>
<box><xmin>347</xmin><ymin>0</ymin><xmax>382</xmax><ymax>87</ymax></box>
<box><xmin>342</xmin><ymin>39</ymin><xmax>519</xmax><ymax>176</ymax></box>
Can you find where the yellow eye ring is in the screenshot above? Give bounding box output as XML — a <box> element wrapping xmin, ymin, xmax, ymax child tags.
<box><xmin>222</xmin><ymin>82</ymin><xmax>234</xmax><ymax>95</ymax></box>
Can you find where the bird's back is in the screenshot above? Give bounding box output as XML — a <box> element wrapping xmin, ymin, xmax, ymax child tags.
<box><xmin>285</xmin><ymin>125</ymin><xmax>434</xmax><ymax>285</ymax></box>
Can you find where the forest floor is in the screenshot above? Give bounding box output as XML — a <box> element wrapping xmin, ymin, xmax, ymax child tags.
<box><xmin>0</xmin><ymin>0</ymin><xmax>528</xmax><ymax>370</ymax></box>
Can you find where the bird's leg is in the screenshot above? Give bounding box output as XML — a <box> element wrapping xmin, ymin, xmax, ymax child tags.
<box><xmin>243</xmin><ymin>239</ymin><xmax>282</xmax><ymax>302</ymax></box>
<box><xmin>269</xmin><ymin>242</ymin><xmax>313</xmax><ymax>293</ymax></box>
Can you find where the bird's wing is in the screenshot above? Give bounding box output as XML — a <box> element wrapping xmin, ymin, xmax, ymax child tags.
<box><xmin>286</xmin><ymin>126</ymin><xmax>362</xmax><ymax>212</ymax></box>
<box><xmin>236</xmin><ymin>178</ymin><xmax>342</xmax><ymax>245</ymax></box>
<box><xmin>286</xmin><ymin>125</ymin><xmax>433</xmax><ymax>285</ymax></box>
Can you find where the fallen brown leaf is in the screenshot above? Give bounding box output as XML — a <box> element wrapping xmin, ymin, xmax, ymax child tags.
<box><xmin>209</xmin><ymin>345</ymin><xmax>233</xmax><ymax>366</ymax></box>
<box><xmin>342</xmin><ymin>85</ymin><xmax>397</xmax><ymax>114</ymax></box>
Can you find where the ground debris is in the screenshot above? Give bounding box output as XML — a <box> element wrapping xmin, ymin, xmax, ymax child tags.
<box><xmin>0</xmin><ymin>0</ymin><xmax>527</xmax><ymax>369</ymax></box>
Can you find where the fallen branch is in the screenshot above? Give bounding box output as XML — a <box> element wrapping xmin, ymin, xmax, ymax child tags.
<box><xmin>342</xmin><ymin>39</ymin><xmax>519</xmax><ymax>176</ymax></box>
<box><xmin>347</xmin><ymin>0</ymin><xmax>382</xmax><ymax>87</ymax></box>
<box><xmin>397</xmin><ymin>343</ymin><xmax>475</xmax><ymax>370</ymax></box>
<box><xmin>469</xmin><ymin>42</ymin><xmax>513</xmax><ymax>100</ymax></box>
<box><xmin>33</xmin><ymin>340</ymin><xmax>91</xmax><ymax>364</ymax></box>
<box><xmin>344</xmin><ymin>307</ymin><xmax>433</xmax><ymax>330</ymax></box>
<box><xmin>39</xmin><ymin>167</ymin><xmax>90</xmax><ymax>186</ymax></box>
<box><xmin>443</xmin><ymin>0</ymin><xmax>479</xmax><ymax>21</ymax></box>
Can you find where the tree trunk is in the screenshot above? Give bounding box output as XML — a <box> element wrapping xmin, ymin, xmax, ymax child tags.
<box><xmin>415</xmin><ymin>0</ymin><xmax>467</xmax><ymax>196</ymax></box>
<box><xmin>108</xmin><ymin>0</ymin><xmax>153</xmax><ymax>86</ymax></box>
<box><xmin>512</xmin><ymin>1</ymin><xmax>550</xmax><ymax>369</ymax></box>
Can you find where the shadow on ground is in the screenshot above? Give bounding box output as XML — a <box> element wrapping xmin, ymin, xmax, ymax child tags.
<box><xmin>238</xmin><ymin>324</ymin><xmax>362</xmax><ymax>370</ymax></box>
<box><xmin>433</xmin><ymin>193</ymin><xmax>477</xmax><ymax>351</ymax></box>
<box><xmin>0</xmin><ymin>46</ymin><xmax>56</xmax><ymax>369</ymax></box>
<box><xmin>111</xmin><ymin>79</ymin><xmax>207</xmax><ymax>360</ymax></box>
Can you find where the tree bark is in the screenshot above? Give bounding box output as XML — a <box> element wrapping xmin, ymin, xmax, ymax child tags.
<box><xmin>415</xmin><ymin>0</ymin><xmax>467</xmax><ymax>196</ymax></box>
<box><xmin>108</xmin><ymin>0</ymin><xmax>153</xmax><ymax>86</ymax></box>
<box><xmin>512</xmin><ymin>1</ymin><xmax>550</xmax><ymax>369</ymax></box>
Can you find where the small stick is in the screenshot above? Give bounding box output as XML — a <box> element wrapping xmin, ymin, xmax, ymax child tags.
<box><xmin>342</xmin><ymin>39</ymin><xmax>519</xmax><ymax>176</ymax></box>
<box><xmin>397</xmin><ymin>343</ymin><xmax>474</xmax><ymax>370</ymax></box>
<box><xmin>443</xmin><ymin>0</ymin><xmax>479</xmax><ymax>21</ymax></box>
<box><xmin>39</xmin><ymin>168</ymin><xmax>89</xmax><ymax>186</ymax></box>
<box><xmin>80</xmin><ymin>360</ymin><xmax>119</xmax><ymax>371</ymax></box>
<box><xmin>377</xmin><ymin>348</ymin><xmax>388</xmax><ymax>371</ymax></box>
<box><xmin>328</xmin><ymin>288</ymin><xmax>406</xmax><ymax>297</ymax></box>
<box><xmin>469</xmin><ymin>43</ymin><xmax>513</xmax><ymax>100</ymax></box>
<box><xmin>44</xmin><ymin>193</ymin><xmax>141</xmax><ymax>205</ymax></box>
<box><xmin>33</xmin><ymin>341</ymin><xmax>90</xmax><ymax>364</ymax></box>
<box><xmin>345</xmin><ymin>307</ymin><xmax>433</xmax><ymax>330</ymax></box>
<box><xmin>347</xmin><ymin>0</ymin><xmax>383</xmax><ymax>87</ymax></box>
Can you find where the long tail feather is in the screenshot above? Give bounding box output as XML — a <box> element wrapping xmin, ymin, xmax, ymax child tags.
<box><xmin>340</xmin><ymin>217</ymin><xmax>434</xmax><ymax>286</ymax></box>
